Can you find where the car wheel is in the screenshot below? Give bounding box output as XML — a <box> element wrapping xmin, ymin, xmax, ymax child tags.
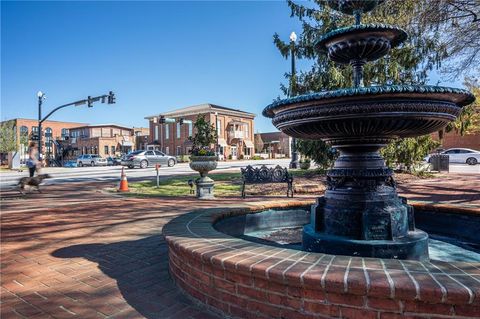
<box><xmin>466</xmin><ymin>157</ymin><xmax>478</xmax><ymax>165</ymax></box>
<box><xmin>168</xmin><ymin>159</ymin><xmax>175</xmax><ymax>167</ymax></box>
<box><xmin>79</xmin><ymin>162</ymin><xmax>83</xmax><ymax>167</ymax></box>
<box><xmin>140</xmin><ymin>160</ymin><xmax>148</xmax><ymax>169</ymax></box>
<box><xmin>128</xmin><ymin>165</ymin><xmax>134</xmax><ymax>169</ymax></box>
<box><xmin>91</xmin><ymin>161</ymin><xmax>95</xmax><ymax>167</ymax></box>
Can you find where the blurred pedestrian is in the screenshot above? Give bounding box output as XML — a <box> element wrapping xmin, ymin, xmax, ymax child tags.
<box><xmin>26</xmin><ymin>142</ymin><xmax>39</xmax><ymax>177</ymax></box>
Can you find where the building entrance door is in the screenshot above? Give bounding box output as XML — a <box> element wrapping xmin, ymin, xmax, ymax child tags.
<box><xmin>231</xmin><ymin>146</ymin><xmax>237</xmax><ymax>160</ymax></box>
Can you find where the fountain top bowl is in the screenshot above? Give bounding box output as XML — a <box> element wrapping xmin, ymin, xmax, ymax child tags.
<box><xmin>316</xmin><ymin>24</ymin><xmax>408</xmax><ymax>53</ymax></box>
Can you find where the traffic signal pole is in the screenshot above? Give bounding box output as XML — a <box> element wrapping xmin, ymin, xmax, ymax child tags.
<box><xmin>37</xmin><ymin>91</ymin><xmax>116</xmax><ymax>160</ymax></box>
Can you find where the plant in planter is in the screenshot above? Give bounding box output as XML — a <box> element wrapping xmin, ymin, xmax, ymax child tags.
<box><xmin>188</xmin><ymin>115</ymin><xmax>218</xmax><ymax>199</ymax></box>
<box><xmin>299</xmin><ymin>158</ymin><xmax>311</xmax><ymax>170</ymax></box>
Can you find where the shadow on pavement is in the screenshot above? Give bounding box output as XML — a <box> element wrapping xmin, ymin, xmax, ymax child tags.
<box><xmin>52</xmin><ymin>235</ymin><xmax>219</xmax><ymax>319</ymax></box>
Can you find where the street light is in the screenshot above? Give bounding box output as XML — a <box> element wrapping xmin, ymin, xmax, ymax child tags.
<box><xmin>214</xmin><ymin>112</ymin><xmax>219</xmax><ymax>159</ymax></box>
<box><xmin>37</xmin><ymin>91</ymin><xmax>46</xmax><ymax>161</ymax></box>
<box><xmin>289</xmin><ymin>31</ymin><xmax>299</xmax><ymax>169</ymax></box>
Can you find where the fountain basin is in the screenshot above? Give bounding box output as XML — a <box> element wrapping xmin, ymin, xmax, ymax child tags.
<box><xmin>163</xmin><ymin>201</ymin><xmax>480</xmax><ymax>319</ymax></box>
<box><xmin>264</xmin><ymin>85</ymin><xmax>475</xmax><ymax>144</ymax></box>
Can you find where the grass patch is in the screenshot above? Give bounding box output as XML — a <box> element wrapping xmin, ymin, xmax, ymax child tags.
<box><xmin>124</xmin><ymin>172</ymin><xmax>243</xmax><ymax>197</ymax></box>
<box><xmin>119</xmin><ymin>169</ymin><xmax>327</xmax><ymax>198</ymax></box>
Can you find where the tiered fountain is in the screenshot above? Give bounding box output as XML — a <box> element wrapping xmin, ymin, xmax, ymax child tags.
<box><xmin>163</xmin><ymin>2</ymin><xmax>477</xmax><ymax>318</ymax></box>
<box><xmin>263</xmin><ymin>0</ymin><xmax>474</xmax><ymax>260</ymax></box>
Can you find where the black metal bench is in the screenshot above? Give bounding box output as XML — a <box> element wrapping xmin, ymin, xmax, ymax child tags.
<box><xmin>240</xmin><ymin>165</ymin><xmax>293</xmax><ymax>198</ymax></box>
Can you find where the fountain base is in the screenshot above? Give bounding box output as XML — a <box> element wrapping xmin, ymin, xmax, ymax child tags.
<box><xmin>302</xmin><ymin>224</ymin><xmax>429</xmax><ymax>260</ymax></box>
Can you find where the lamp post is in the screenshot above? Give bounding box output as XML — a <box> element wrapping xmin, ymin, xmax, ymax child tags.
<box><xmin>289</xmin><ymin>31</ymin><xmax>299</xmax><ymax>169</ymax></box>
<box><xmin>214</xmin><ymin>112</ymin><xmax>219</xmax><ymax>159</ymax></box>
<box><xmin>37</xmin><ymin>91</ymin><xmax>46</xmax><ymax>160</ymax></box>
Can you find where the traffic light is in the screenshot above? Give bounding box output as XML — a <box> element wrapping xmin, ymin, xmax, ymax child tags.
<box><xmin>179</xmin><ymin>118</ymin><xmax>184</xmax><ymax>125</ymax></box>
<box><xmin>87</xmin><ymin>96</ymin><xmax>93</xmax><ymax>107</ymax></box>
<box><xmin>107</xmin><ymin>91</ymin><xmax>116</xmax><ymax>104</ymax></box>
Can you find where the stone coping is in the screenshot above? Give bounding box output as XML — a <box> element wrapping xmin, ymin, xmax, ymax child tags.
<box><xmin>163</xmin><ymin>200</ymin><xmax>480</xmax><ymax>318</ymax></box>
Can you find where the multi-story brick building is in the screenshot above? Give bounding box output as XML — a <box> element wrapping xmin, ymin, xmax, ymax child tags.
<box><xmin>69</xmin><ymin>124</ymin><xmax>138</xmax><ymax>158</ymax></box>
<box><xmin>256</xmin><ymin>131</ymin><xmax>292</xmax><ymax>158</ymax></box>
<box><xmin>145</xmin><ymin>103</ymin><xmax>255</xmax><ymax>160</ymax></box>
<box><xmin>0</xmin><ymin>118</ymin><xmax>87</xmax><ymax>163</ymax></box>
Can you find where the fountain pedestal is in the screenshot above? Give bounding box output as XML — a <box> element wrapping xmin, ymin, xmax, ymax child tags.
<box><xmin>302</xmin><ymin>147</ymin><xmax>429</xmax><ymax>260</ymax></box>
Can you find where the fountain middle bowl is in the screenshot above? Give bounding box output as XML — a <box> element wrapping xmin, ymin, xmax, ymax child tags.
<box><xmin>264</xmin><ymin>85</ymin><xmax>475</xmax><ymax>145</ymax></box>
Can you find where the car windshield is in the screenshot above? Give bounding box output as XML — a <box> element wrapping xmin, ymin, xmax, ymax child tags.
<box><xmin>92</xmin><ymin>155</ymin><xmax>100</xmax><ymax>158</ymax></box>
<box><xmin>129</xmin><ymin>151</ymin><xmax>144</xmax><ymax>155</ymax></box>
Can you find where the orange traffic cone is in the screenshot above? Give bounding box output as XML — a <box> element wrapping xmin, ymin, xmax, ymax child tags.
<box><xmin>118</xmin><ymin>167</ymin><xmax>129</xmax><ymax>192</ymax></box>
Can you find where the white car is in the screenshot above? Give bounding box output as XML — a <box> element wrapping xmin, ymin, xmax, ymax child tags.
<box><xmin>424</xmin><ymin>148</ymin><xmax>480</xmax><ymax>165</ymax></box>
<box><xmin>76</xmin><ymin>154</ymin><xmax>108</xmax><ymax>167</ymax></box>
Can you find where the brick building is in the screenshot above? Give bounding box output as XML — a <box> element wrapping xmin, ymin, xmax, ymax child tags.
<box><xmin>256</xmin><ymin>131</ymin><xmax>292</xmax><ymax>158</ymax></box>
<box><xmin>0</xmin><ymin>118</ymin><xmax>86</xmax><ymax>163</ymax></box>
<box><xmin>431</xmin><ymin>131</ymin><xmax>480</xmax><ymax>150</ymax></box>
<box><xmin>69</xmin><ymin>124</ymin><xmax>138</xmax><ymax>158</ymax></box>
<box><xmin>145</xmin><ymin>103</ymin><xmax>255</xmax><ymax>160</ymax></box>
<box><xmin>133</xmin><ymin>127</ymin><xmax>150</xmax><ymax>151</ymax></box>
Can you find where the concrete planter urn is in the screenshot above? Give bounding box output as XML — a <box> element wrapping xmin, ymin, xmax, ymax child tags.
<box><xmin>189</xmin><ymin>155</ymin><xmax>218</xmax><ymax>199</ymax></box>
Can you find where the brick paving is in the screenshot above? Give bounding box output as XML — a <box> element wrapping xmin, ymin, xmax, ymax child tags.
<box><xmin>0</xmin><ymin>173</ymin><xmax>478</xmax><ymax>319</ymax></box>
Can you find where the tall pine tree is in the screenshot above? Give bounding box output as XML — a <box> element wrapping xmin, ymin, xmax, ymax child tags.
<box><xmin>274</xmin><ymin>0</ymin><xmax>459</xmax><ymax>171</ymax></box>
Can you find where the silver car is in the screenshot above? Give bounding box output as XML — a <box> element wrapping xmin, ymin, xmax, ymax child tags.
<box><xmin>122</xmin><ymin>150</ymin><xmax>176</xmax><ymax>169</ymax></box>
<box><xmin>424</xmin><ymin>148</ymin><xmax>480</xmax><ymax>165</ymax></box>
<box><xmin>76</xmin><ymin>154</ymin><xmax>108</xmax><ymax>167</ymax></box>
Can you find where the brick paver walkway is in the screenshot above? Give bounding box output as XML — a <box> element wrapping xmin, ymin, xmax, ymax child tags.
<box><xmin>1</xmin><ymin>173</ymin><xmax>478</xmax><ymax>319</ymax></box>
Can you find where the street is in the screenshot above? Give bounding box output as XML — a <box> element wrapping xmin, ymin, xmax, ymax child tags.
<box><xmin>0</xmin><ymin>158</ymin><xmax>292</xmax><ymax>189</ymax></box>
<box><xmin>1</xmin><ymin>159</ymin><xmax>478</xmax><ymax>190</ymax></box>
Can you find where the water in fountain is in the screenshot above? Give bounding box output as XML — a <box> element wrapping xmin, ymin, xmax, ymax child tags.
<box><xmin>262</xmin><ymin>0</ymin><xmax>475</xmax><ymax>261</ymax></box>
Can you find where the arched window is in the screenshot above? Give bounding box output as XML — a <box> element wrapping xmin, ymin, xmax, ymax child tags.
<box><xmin>20</xmin><ymin>126</ymin><xmax>28</xmax><ymax>135</ymax></box>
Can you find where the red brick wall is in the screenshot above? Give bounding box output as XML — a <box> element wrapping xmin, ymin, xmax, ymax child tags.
<box><xmin>163</xmin><ymin>205</ymin><xmax>480</xmax><ymax>319</ymax></box>
<box><xmin>431</xmin><ymin>131</ymin><xmax>480</xmax><ymax>150</ymax></box>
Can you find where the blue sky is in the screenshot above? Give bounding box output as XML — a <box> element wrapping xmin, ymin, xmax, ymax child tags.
<box><xmin>1</xmin><ymin>1</ymin><xmax>460</xmax><ymax>133</ymax></box>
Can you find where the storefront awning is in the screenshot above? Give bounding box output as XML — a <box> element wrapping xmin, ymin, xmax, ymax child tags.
<box><xmin>218</xmin><ymin>138</ymin><xmax>228</xmax><ymax>147</ymax></box>
<box><xmin>244</xmin><ymin>140</ymin><xmax>254</xmax><ymax>148</ymax></box>
<box><xmin>122</xmin><ymin>141</ymin><xmax>134</xmax><ymax>147</ymax></box>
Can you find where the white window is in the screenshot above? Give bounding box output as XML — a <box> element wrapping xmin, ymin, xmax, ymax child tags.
<box><xmin>188</xmin><ymin>123</ymin><xmax>193</xmax><ymax>137</ymax></box>
<box><xmin>245</xmin><ymin>124</ymin><xmax>249</xmax><ymax>138</ymax></box>
<box><xmin>165</xmin><ymin>124</ymin><xmax>169</xmax><ymax>139</ymax></box>
<box><xmin>217</xmin><ymin>120</ymin><xmax>221</xmax><ymax>136</ymax></box>
<box><xmin>176</xmin><ymin>123</ymin><xmax>181</xmax><ymax>139</ymax></box>
<box><xmin>154</xmin><ymin>126</ymin><xmax>159</xmax><ymax>141</ymax></box>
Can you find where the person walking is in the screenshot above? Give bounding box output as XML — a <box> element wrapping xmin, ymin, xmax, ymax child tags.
<box><xmin>26</xmin><ymin>142</ymin><xmax>39</xmax><ymax>177</ymax></box>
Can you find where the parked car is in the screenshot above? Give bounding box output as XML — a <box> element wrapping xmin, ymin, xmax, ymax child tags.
<box><xmin>121</xmin><ymin>150</ymin><xmax>176</xmax><ymax>169</ymax></box>
<box><xmin>106</xmin><ymin>156</ymin><xmax>122</xmax><ymax>166</ymax></box>
<box><xmin>76</xmin><ymin>154</ymin><xmax>108</xmax><ymax>167</ymax></box>
<box><xmin>424</xmin><ymin>148</ymin><xmax>480</xmax><ymax>165</ymax></box>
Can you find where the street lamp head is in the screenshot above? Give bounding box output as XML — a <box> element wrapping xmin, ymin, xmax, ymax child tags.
<box><xmin>290</xmin><ymin>31</ymin><xmax>297</xmax><ymax>43</ymax></box>
<box><xmin>37</xmin><ymin>91</ymin><xmax>45</xmax><ymax>99</ymax></box>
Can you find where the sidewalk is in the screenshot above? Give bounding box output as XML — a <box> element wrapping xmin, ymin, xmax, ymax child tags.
<box><xmin>1</xmin><ymin>174</ymin><xmax>478</xmax><ymax>318</ymax></box>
